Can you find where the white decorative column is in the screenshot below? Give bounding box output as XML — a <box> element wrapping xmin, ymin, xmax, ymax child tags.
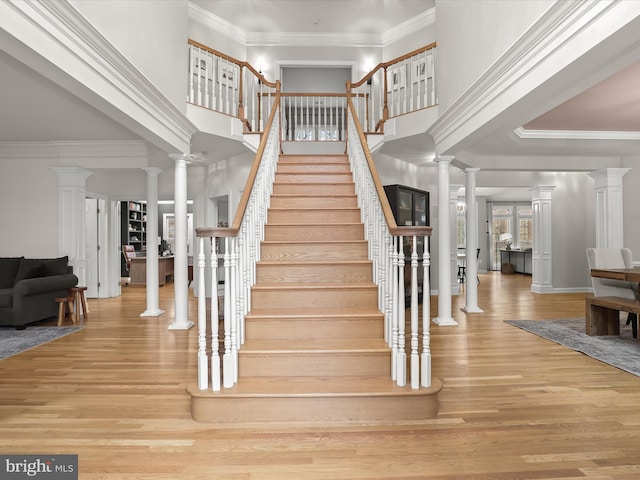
<box><xmin>141</xmin><ymin>167</ymin><xmax>164</xmax><ymax>317</ymax></box>
<box><xmin>449</xmin><ymin>184</ymin><xmax>463</xmax><ymax>296</ymax></box>
<box><xmin>168</xmin><ymin>154</ymin><xmax>194</xmax><ymax>330</ymax></box>
<box><xmin>433</xmin><ymin>156</ymin><xmax>457</xmax><ymax>326</ymax></box>
<box><xmin>463</xmin><ymin>168</ymin><xmax>483</xmax><ymax>313</ymax></box>
<box><xmin>531</xmin><ymin>186</ymin><xmax>555</xmax><ymax>294</ymax></box>
<box><xmin>51</xmin><ymin>167</ymin><xmax>93</xmax><ymax>286</ymax></box>
<box><xmin>587</xmin><ymin>168</ymin><xmax>631</xmax><ymax>248</ymax></box>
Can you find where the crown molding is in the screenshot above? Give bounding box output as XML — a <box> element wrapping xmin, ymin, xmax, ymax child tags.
<box><xmin>0</xmin><ymin>140</ymin><xmax>149</xmax><ymax>165</ymax></box>
<box><xmin>188</xmin><ymin>1</ymin><xmax>435</xmax><ymax>48</ymax></box>
<box><xmin>2</xmin><ymin>1</ymin><xmax>197</xmax><ymax>153</ymax></box>
<box><xmin>429</xmin><ymin>0</ymin><xmax>638</xmax><ymax>154</ymax></box>
<box><xmin>514</xmin><ymin>127</ymin><xmax>640</xmax><ymax>141</ymax></box>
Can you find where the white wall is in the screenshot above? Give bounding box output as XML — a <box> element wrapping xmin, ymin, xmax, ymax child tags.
<box><xmin>435</xmin><ymin>0</ymin><xmax>552</xmax><ymax>113</ymax></box>
<box><xmin>71</xmin><ymin>0</ymin><xmax>189</xmax><ymax>113</ymax></box>
<box><xmin>282</xmin><ymin>67</ymin><xmax>352</xmax><ymax>93</ymax></box>
<box><xmin>0</xmin><ymin>159</ymin><xmax>59</xmax><ymax>257</ymax></box>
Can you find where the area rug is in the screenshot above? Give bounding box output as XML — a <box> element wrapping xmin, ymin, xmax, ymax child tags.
<box><xmin>505</xmin><ymin>318</ymin><xmax>640</xmax><ymax>377</ymax></box>
<box><xmin>0</xmin><ymin>326</ymin><xmax>83</xmax><ymax>360</ymax></box>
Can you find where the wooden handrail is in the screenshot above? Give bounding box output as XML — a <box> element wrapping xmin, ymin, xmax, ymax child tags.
<box><xmin>351</xmin><ymin>42</ymin><xmax>437</xmax><ymax>90</ymax></box>
<box><xmin>188</xmin><ymin>39</ymin><xmax>277</xmax><ymax>89</ymax></box>
<box><xmin>196</xmin><ymin>81</ymin><xmax>281</xmax><ymax>239</ymax></box>
<box><xmin>346</xmin><ymin>82</ymin><xmax>432</xmax><ymax>238</ymax></box>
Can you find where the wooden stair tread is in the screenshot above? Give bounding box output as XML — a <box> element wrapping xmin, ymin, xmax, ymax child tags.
<box><xmin>190</xmin><ymin>376</ymin><xmax>439</xmax><ymax>397</ymax></box>
<box><xmin>246</xmin><ymin>307</ymin><xmax>383</xmax><ymax>318</ymax></box>
<box><xmin>242</xmin><ymin>337</ymin><xmax>388</xmax><ymax>352</ymax></box>
<box><xmin>258</xmin><ymin>260</ymin><xmax>372</xmax><ymax>266</ymax></box>
<box><xmin>252</xmin><ymin>282</ymin><xmax>376</xmax><ymax>289</ymax></box>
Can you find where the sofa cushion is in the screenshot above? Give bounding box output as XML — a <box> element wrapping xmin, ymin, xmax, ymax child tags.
<box><xmin>0</xmin><ymin>257</ymin><xmax>22</xmax><ymax>288</ymax></box>
<box><xmin>0</xmin><ymin>288</ymin><xmax>13</xmax><ymax>308</ymax></box>
<box><xmin>40</xmin><ymin>256</ymin><xmax>69</xmax><ymax>276</ymax></box>
<box><xmin>13</xmin><ymin>258</ymin><xmax>45</xmax><ymax>284</ymax></box>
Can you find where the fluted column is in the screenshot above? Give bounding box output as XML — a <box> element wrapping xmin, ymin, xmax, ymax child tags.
<box><xmin>433</xmin><ymin>156</ymin><xmax>457</xmax><ymax>326</ymax></box>
<box><xmin>168</xmin><ymin>154</ymin><xmax>194</xmax><ymax>330</ymax></box>
<box><xmin>141</xmin><ymin>167</ymin><xmax>164</xmax><ymax>317</ymax></box>
<box><xmin>587</xmin><ymin>168</ymin><xmax>631</xmax><ymax>248</ymax></box>
<box><xmin>462</xmin><ymin>168</ymin><xmax>483</xmax><ymax>313</ymax></box>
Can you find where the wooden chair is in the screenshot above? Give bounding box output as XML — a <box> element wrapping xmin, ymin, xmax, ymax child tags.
<box><xmin>122</xmin><ymin>245</ymin><xmax>137</xmax><ymax>276</ymax></box>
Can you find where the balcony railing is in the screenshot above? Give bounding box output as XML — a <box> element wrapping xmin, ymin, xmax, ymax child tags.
<box><xmin>187</xmin><ymin>40</ymin><xmax>436</xmax><ymax>140</ymax></box>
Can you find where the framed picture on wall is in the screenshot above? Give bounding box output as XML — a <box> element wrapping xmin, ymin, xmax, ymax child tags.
<box><xmin>218</xmin><ymin>59</ymin><xmax>238</xmax><ymax>89</ymax></box>
<box><xmin>387</xmin><ymin>65</ymin><xmax>406</xmax><ymax>92</ymax></box>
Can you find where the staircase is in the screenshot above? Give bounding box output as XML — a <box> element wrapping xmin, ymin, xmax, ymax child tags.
<box><xmin>188</xmin><ymin>154</ymin><xmax>442</xmax><ymax>426</ymax></box>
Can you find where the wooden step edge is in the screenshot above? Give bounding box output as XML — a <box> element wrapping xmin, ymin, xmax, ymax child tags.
<box><xmin>258</xmin><ymin>260</ymin><xmax>372</xmax><ymax>266</ymax></box>
<box><xmin>261</xmin><ymin>240</ymin><xmax>368</xmax><ymax>245</ymax></box>
<box><xmin>187</xmin><ymin>376</ymin><xmax>443</xmax><ymax>398</ymax></box>
<box><xmin>268</xmin><ymin>207</ymin><xmax>360</xmax><ymax>212</ymax></box>
<box><xmin>246</xmin><ymin>309</ymin><xmax>383</xmax><ymax>319</ymax></box>
<box><xmin>265</xmin><ymin>223</ymin><xmax>364</xmax><ymax>227</ymax></box>
<box><xmin>252</xmin><ymin>282</ymin><xmax>377</xmax><ymax>290</ymax></box>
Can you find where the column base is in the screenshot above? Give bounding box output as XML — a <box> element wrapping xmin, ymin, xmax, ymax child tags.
<box><xmin>461</xmin><ymin>306</ymin><xmax>484</xmax><ymax>313</ymax></box>
<box><xmin>167</xmin><ymin>321</ymin><xmax>195</xmax><ymax>330</ymax></box>
<box><xmin>432</xmin><ymin>317</ymin><xmax>458</xmax><ymax>326</ymax></box>
<box><xmin>141</xmin><ymin>308</ymin><xmax>165</xmax><ymax>317</ymax></box>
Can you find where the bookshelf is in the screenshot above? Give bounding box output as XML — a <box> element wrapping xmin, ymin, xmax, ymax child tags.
<box><xmin>121</xmin><ymin>201</ymin><xmax>147</xmax><ymax>276</ymax></box>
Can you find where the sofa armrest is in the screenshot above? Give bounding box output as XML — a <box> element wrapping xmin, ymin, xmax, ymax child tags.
<box><xmin>13</xmin><ymin>273</ymin><xmax>79</xmax><ymax>296</ymax></box>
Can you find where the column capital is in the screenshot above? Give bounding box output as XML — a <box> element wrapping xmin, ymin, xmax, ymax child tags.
<box><xmin>530</xmin><ymin>185</ymin><xmax>556</xmax><ymax>200</ymax></box>
<box><xmin>143</xmin><ymin>167</ymin><xmax>163</xmax><ymax>176</ymax></box>
<box><xmin>588</xmin><ymin>168</ymin><xmax>631</xmax><ymax>188</ymax></box>
<box><xmin>434</xmin><ymin>155</ymin><xmax>455</xmax><ymax>164</ymax></box>
<box><xmin>464</xmin><ymin>167</ymin><xmax>480</xmax><ymax>174</ymax></box>
<box><xmin>169</xmin><ymin>153</ymin><xmax>195</xmax><ymax>164</ymax></box>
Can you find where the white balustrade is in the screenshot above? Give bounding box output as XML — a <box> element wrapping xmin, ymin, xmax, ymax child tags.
<box><xmin>346</xmin><ymin>103</ymin><xmax>432</xmax><ymax>389</ymax></box>
<box><xmin>281</xmin><ymin>94</ymin><xmax>346</xmax><ymax>142</ymax></box>
<box><xmin>195</xmin><ymin>103</ymin><xmax>280</xmax><ymax>391</ymax></box>
<box><xmin>188</xmin><ymin>43</ymin><xmax>277</xmax><ymax>134</ymax></box>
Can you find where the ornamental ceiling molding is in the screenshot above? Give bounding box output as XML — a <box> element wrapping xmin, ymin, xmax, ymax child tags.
<box><xmin>188</xmin><ymin>2</ymin><xmax>435</xmax><ymax>48</ymax></box>
<box><xmin>514</xmin><ymin>127</ymin><xmax>640</xmax><ymax>142</ymax></box>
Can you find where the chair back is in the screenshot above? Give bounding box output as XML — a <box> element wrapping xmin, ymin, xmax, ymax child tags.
<box><xmin>586</xmin><ymin>247</ymin><xmax>636</xmax><ymax>299</ymax></box>
<box><xmin>122</xmin><ymin>245</ymin><xmax>137</xmax><ymax>271</ymax></box>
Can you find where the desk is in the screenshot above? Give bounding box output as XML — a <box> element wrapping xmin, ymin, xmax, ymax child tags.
<box><xmin>590</xmin><ymin>267</ymin><xmax>640</xmax><ymax>283</ymax></box>
<box><xmin>130</xmin><ymin>256</ymin><xmax>175</xmax><ymax>286</ymax></box>
<box><xmin>500</xmin><ymin>249</ymin><xmax>532</xmax><ymax>275</ymax></box>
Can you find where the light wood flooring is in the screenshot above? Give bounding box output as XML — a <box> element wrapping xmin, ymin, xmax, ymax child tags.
<box><xmin>2</xmin><ymin>272</ymin><xmax>640</xmax><ymax>479</ymax></box>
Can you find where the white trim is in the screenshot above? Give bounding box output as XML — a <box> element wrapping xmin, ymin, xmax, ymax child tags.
<box><xmin>275</xmin><ymin>60</ymin><xmax>357</xmax><ymax>82</ymax></box>
<box><xmin>514</xmin><ymin>127</ymin><xmax>640</xmax><ymax>141</ymax></box>
<box><xmin>430</xmin><ymin>1</ymin><xmax>640</xmax><ymax>154</ymax></box>
<box><xmin>1</xmin><ymin>1</ymin><xmax>197</xmax><ymax>153</ymax></box>
<box><xmin>188</xmin><ymin>2</ymin><xmax>435</xmax><ymax>48</ymax></box>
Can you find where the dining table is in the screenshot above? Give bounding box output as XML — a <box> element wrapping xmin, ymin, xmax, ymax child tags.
<box><xmin>590</xmin><ymin>267</ymin><xmax>640</xmax><ymax>283</ymax></box>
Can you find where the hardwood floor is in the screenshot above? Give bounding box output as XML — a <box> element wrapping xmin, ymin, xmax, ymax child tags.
<box><xmin>2</xmin><ymin>272</ymin><xmax>640</xmax><ymax>479</ymax></box>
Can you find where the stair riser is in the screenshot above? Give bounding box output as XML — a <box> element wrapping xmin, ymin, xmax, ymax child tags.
<box><xmin>256</xmin><ymin>263</ymin><xmax>373</xmax><ymax>283</ymax></box>
<box><xmin>261</xmin><ymin>242</ymin><xmax>369</xmax><ymax>261</ymax></box>
<box><xmin>270</xmin><ymin>196</ymin><xmax>358</xmax><ymax>208</ymax></box>
<box><xmin>279</xmin><ymin>155</ymin><xmax>348</xmax><ymax>164</ymax></box>
<box><xmin>190</xmin><ymin>394</ymin><xmax>440</xmax><ymax>425</ymax></box>
<box><xmin>264</xmin><ymin>225</ymin><xmax>364</xmax><ymax>241</ymax></box>
<box><xmin>275</xmin><ymin>173</ymin><xmax>354</xmax><ymax>184</ymax></box>
<box><xmin>245</xmin><ymin>317</ymin><xmax>384</xmax><ymax>340</ymax></box>
<box><xmin>277</xmin><ymin>163</ymin><xmax>351</xmax><ymax>174</ymax></box>
<box><xmin>251</xmin><ymin>287</ymin><xmax>378</xmax><ymax>309</ymax></box>
<box><xmin>240</xmin><ymin>352</ymin><xmax>389</xmax><ymax>377</ymax></box>
<box><xmin>272</xmin><ymin>183</ymin><xmax>355</xmax><ymax>195</ymax></box>
<box><xmin>268</xmin><ymin>209</ymin><xmax>361</xmax><ymax>224</ymax></box>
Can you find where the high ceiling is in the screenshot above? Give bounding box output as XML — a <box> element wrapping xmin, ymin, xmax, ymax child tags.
<box><xmin>1</xmin><ymin>0</ymin><xmax>639</xmax><ymax>178</ymax></box>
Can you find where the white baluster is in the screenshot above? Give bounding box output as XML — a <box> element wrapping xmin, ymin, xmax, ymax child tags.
<box><xmin>391</xmin><ymin>235</ymin><xmax>399</xmax><ymax>380</ymax></box>
<box><xmin>197</xmin><ymin>237</ymin><xmax>208</xmax><ymax>390</ymax></box>
<box><xmin>196</xmin><ymin>47</ymin><xmax>203</xmax><ymax>106</ymax></box>
<box><xmin>396</xmin><ymin>235</ymin><xmax>406</xmax><ymax>387</ymax></box>
<box><xmin>410</xmin><ymin>235</ymin><xmax>420</xmax><ymax>389</ymax></box>
<box><xmin>188</xmin><ymin>45</ymin><xmax>195</xmax><ymax>103</ymax></box>
<box><xmin>421</xmin><ymin>236</ymin><xmax>432</xmax><ymax>387</ymax></box>
<box><xmin>222</xmin><ymin>237</ymin><xmax>233</xmax><ymax>388</ymax></box>
<box><xmin>210</xmin><ymin>236</ymin><xmax>220</xmax><ymax>391</ymax></box>
<box><xmin>230</xmin><ymin>237</ymin><xmax>239</xmax><ymax>383</ymax></box>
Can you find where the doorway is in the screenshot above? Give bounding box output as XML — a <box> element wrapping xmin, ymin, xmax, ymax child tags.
<box><xmin>85</xmin><ymin>197</ymin><xmax>107</xmax><ymax>298</ymax></box>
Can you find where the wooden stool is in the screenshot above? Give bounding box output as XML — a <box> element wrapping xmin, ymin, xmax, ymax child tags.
<box><xmin>68</xmin><ymin>286</ymin><xmax>88</xmax><ymax>321</ymax></box>
<box><xmin>55</xmin><ymin>296</ymin><xmax>76</xmax><ymax>326</ymax></box>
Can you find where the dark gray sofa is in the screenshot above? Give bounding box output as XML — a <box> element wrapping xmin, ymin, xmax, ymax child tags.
<box><xmin>0</xmin><ymin>256</ymin><xmax>78</xmax><ymax>328</ymax></box>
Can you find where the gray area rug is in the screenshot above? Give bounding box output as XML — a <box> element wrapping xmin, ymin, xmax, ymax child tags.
<box><xmin>505</xmin><ymin>318</ymin><xmax>639</xmax><ymax>377</ymax></box>
<box><xmin>0</xmin><ymin>326</ymin><xmax>83</xmax><ymax>360</ymax></box>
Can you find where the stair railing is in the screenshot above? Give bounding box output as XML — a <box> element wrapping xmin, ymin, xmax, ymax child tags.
<box><xmin>188</xmin><ymin>40</ymin><xmax>278</xmax><ymax>134</ymax></box>
<box><xmin>351</xmin><ymin>43</ymin><xmax>437</xmax><ymax>135</ymax></box>
<box><xmin>281</xmin><ymin>93</ymin><xmax>347</xmax><ymax>142</ymax></box>
<box><xmin>194</xmin><ymin>83</ymin><xmax>281</xmax><ymax>391</ymax></box>
<box><xmin>346</xmin><ymin>86</ymin><xmax>433</xmax><ymax>389</ymax></box>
